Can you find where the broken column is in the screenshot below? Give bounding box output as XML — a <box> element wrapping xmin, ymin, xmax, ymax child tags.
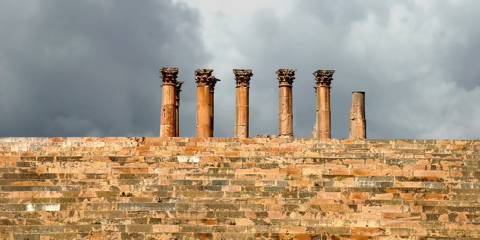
<box><xmin>313</xmin><ymin>70</ymin><xmax>335</xmax><ymax>139</ymax></box>
<box><xmin>276</xmin><ymin>69</ymin><xmax>296</xmax><ymax>138</ymax></box>
<box><xmin>350</xmin><ymin>91</ymin><xmax>366</xmax><ymax>139</ymax></box>
<box><xmin>175</xmin><ymin>81</ymin><xmax>184</xmax><ymax>137</ymax></box>
<box><xmin>195</xmin><ymin>69</ymin><xmax>216</xmax><ymax>137</ymax></box>
<box><xmin>159</xmin><ymin>67</ymin><xmax>178</xmax><ymax>137</ymax></box>
<box><xmin>233</xmin><ymin>69</ymin><xmax>253</xmax><ymax>138</ymax></box>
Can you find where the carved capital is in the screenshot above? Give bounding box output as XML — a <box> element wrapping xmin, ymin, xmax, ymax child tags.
<box><xmin>313</xmin><ymin>70</ymin><xmax>335</xmax><ymax>87</ymax></box>
<box><xmin>176</xmin><ymin>81</ymin><xmax>184</xmax><ymax>92</ymax></box>
<box><xmin>175</xmin><ymin>81</ymin><xmax>184</xmax><ymax>100</ymax></box>
<box><xmin>233</xmin><ymin>69</ymin><xmax>253</xmax><ymax>87</ymax></box>
<box><xmin>209</xmin><ymin>77</ymin><xmax>221</xmax><ymax>93</ymax></box>
<box><xmin>195</xmin><ymin>69</ymin><xmax>215</xmax><ymax>87</ymax></box>
<box><xmin>160</xmin><ymin>67</ymin><xmax>179</xmax><ymax>86</ymax></box>
<box><xmin>276</xmin><ymin>69</ymin><xmax>296</xmax><ymax>87</ymax></box>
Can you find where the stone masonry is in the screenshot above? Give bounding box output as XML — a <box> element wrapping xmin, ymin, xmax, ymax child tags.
<box><xmin>1</xmin><ymin>137</ymin><xmax>480</xmax><ymax>239</ymax></box>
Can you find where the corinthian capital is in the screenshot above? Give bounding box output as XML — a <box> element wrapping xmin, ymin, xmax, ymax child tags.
<box><xmin>195</xmin><ymin>69</ymin><xmax>215</xmax><ymax>87</ymax></box>
<box><xmin>233</xmin><ymin>69</ymin><xmax>253</xmax><ymax>87</ymax></box>
<box><xmin>176</xmin><ymin>81</ymin><xmax>184</xmax><ymax>100</ymax></box>
<box><xmin>160</xmin><ymin>67</ymin><xmax>179</xmax><ymax>85</ymax></box>
<box><xmin>209</xmin><ymin>77</ymin><xmax>221</xmax><ymax>92</ymax></box>
<box><xmin>176</xmin><ymin>81</ymin><xmax>184</xmax><ymax>91</ymax></box>
<box><xmin>276</xmin><ymin>69</ymin><xmax>296</xmax><ymax>87</ymax></box>
<box><xmin>313</xmin><ymin>70</ymin><xmax>335</xmax><ymax>87</ymax></box>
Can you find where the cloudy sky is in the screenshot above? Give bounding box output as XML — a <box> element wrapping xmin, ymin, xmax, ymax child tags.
<box><xmin>1</xmin><ymin>0</ymin><xmax>479</xmax><ymax>140</ymax></box>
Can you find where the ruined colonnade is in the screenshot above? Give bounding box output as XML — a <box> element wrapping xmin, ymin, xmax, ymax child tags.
<box><xmin>159</xmin><ymin>68</ymin><xmax>366</xmax><ymax>139</ymax></box>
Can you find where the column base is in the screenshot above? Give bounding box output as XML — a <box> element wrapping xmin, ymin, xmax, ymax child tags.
<box><xmin>278</xmin><ymin>134</ymin><xmax>293</xmax><ymax>138</ymax></box>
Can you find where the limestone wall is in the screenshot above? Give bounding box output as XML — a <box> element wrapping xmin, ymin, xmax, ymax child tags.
<box><xmin>0</xmin><ymin>137</ymin><xmax>479</xmax><ymax>239</ymax></box>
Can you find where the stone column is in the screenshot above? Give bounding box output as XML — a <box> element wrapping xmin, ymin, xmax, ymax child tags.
<box><xmin>175</xmin><ymin>81</ymin><xmax>184</xmax><ymax>137</ymax></box>
<box><xmin>313</xmin><ymin>70</ymin><xmax>335</xmax><ymax>139</ymax></box>
<box><xmin>159</xmin><ymin>67</ymin><xmax>178</xmax><ymax>137</ymax></box>
<box><xmin>276</xmin><ymin>69</ymin><xmax>296</xmax><ymax>138</ymax></box>
<box><xmin>209</xmin><ymin>77</ymin><xmax>220</xmax><ymax>137</ymax></box>
<box><xmin>312</xmin><ymin>86</ymin><xmax>319</xmax><ymax>138</ymax></box>
<box><xmin>234</xmin><ymin>69</ymin><xmax>253</xmax><ymax>138</ymax></box>
<box><xmin>350</xmin><ymin>91</ymin><xmax>366</xmax><ymax>139</ymax></box>
<box><xmin>195</xmin><ymin>69</ymin><xmax>216</xmax><ymax>137</ymax></box>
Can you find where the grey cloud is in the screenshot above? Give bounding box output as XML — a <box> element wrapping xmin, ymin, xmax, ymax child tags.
<box><xmin>428</xmin><ymin>2</ymin><xmax>480</xmax><ymax>90</ymax></box>
<box><xmin>300</xmin><ymin>1</ymin><xmax>387</xmax><ymax>27</ymax></box>
<box><xmin>0</xmin><ymin>0</ymin><xmax>209</xmax><ymax>137</ymax></box>
<box><xmin>2</xmin><ymin>0</ymin><xmax>480</xmax><ymax>140</ymax></box>
<box><xmin>208</xmin><ymin>0</ymin><xmax>480</xmax><ymax>139</ymax></box>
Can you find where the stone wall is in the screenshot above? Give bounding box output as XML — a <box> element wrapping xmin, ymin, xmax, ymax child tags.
<box><xmin>0</xmin><ymin>137</ymin><xmax>479</xmax><ymax>239</ymax></box>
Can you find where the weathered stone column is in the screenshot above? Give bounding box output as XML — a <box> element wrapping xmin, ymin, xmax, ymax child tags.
<box><xmin>195</xmin><ymin>69</ymin><xmax>216</xmax><ymax>137</ymax></box>
<box><xmin>234</xmin><ymin>69</ymin><xmax>253</xmax><ymax>138</ymax></box>
<box><xmin>175</xmin><ymin>81</ymin><xmax>184</xmax><ymax>137</ymax></box>
<box><xmin>313</xmin><ymin>70</ymin><xmax>335</xmax><ymax>139</ymax></box>
<box><xmin>276</xmin><ymin>69</ymin><xmax>296</xmax><ymax>138</ymax></box>
<box><xmin>350</xmin><ymin>91</ymin><xmax>366</xmax><ymax>139</ymax></box>
<box><xmin>209</xmin><ymin>77</ymin><xmax>220</xmax><ymax>137</ymax></box>
<box><xmin>159</xmin><ymin>67</ymin><xmax>178</xmax><ymax>137</ymax></box>
<box><xmin>312</xmin><ymin>86</ymin><xmax>318</xmax><ymax>138</ymax></box>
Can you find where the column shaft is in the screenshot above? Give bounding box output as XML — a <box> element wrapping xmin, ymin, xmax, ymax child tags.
<box><xmin>235</xmin><ymin>86</ymin><xmax>249</xmax><ymax>138</ymax></box>
<box><xmin>313</xmin><ymin>87</ymin><xmax>319</xmax><ymax>138</ymax></box>
<box><xmin>209</xmin><ymin>78</ymin><xmax>220</xmax><ymax>137</ymax></box>
<box><xmin>278</xmin><ymin>86</ymin><xmax>293</xmax><ymax>137</ymax></box>
<box><xmin>210</xmin><ymin>89</ymin><xmax>214</xmax><ymax>137</ymax></box>
<box><xmin>160</xmin><ymin>85</ymin><xmax>176</xmax><ymax>137</ymax></box>
<box><xmin>175</xmin><ymin>81</ymin><xmax>184</xmax><ymax>137</ymax></box>
<box><xmin>196</xmin><ymin>85</ymin><xmax>212</xmax><ymax>137</ymax></box>
<box><xmin>317</xmin><ymin>86</ymin><xmax>331</xmax><ymax>139</ymax></box>
<box><xmin>350</xmin><ymin>91</ymin><xmax>366</xmax><ymax>139</ymax></box>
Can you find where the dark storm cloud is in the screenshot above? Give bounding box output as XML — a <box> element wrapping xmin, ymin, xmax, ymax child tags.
<box><xmin>0</xmin><ymin>0</ymin><xmax>209</xmax><ymax>137</ymax></box>
<box><xmin>2</xmin><ymin>0</ymin><xmax>480</xmax><ymax>140</ymax></box>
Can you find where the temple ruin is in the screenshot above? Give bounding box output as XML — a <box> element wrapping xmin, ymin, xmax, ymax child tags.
<box><xmin>160</xmin><ymin>68</ymin><xmax>366</xmax><ymax>140</ymax></box>
<box><xmin>2</xmin><ymin>68</ymin><xmax>479</xmax><ymax>240</ymax></box>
